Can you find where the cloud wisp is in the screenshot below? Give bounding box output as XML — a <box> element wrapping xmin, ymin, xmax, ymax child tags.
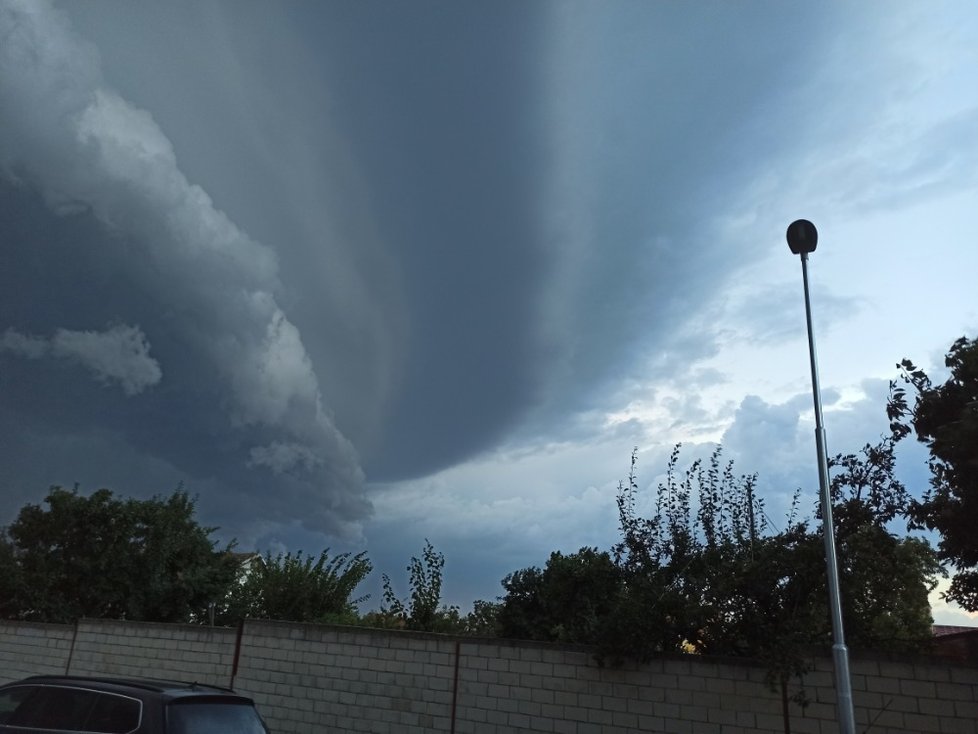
<box><xmin>1</xmin><ymin>324</ymin><xmax>161</xmax><ymax>395</ymax></box>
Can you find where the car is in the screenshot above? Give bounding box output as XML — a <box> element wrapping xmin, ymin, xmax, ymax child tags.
<box><xmin>0</xmin><ymin>675</ymin><xmax>270</xmax><ymax>734</ymax></box>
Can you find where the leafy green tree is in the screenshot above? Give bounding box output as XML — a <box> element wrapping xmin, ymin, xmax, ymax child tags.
<box><xmin>496</xmin><ymin>448</ymin><xmax>783</xmax><ymax>662</ymax></box>
<box><xmin>0</xmin><ymin>534</ymin><xmax>22</xmax><ymax>619</ymax></box>
<box><xmin>497</xmin><ymin>442</ymin><xmax>939</xmax><ymax>678</ymax></box>
<box><xmin>3</xmin><ymin>486</ymin><xmax>237</xmax><ymax>623</ymax></box>
<box><xmin>219</xmin><ymin>549</ymin><xmax>371</xmax><ymax>625</ymax></box>
<box><xmin>460</xmin><ymin>599</ymin><xmax>502</xmax><ymax>636</ymax></box>
<box><xmin>609</xmin><ymin>445</ymin><xmax>779</xmax><ymax>660</ymax></box>
<box><xmin>888</xmin><ymin>335</ymin><xmax>978</xmax><ymax>610</ymax></box>
<box><xmin>497</xmin><ymin>548</ymin><xmax>623</xmax><ymax>644</ymax></box>
<box><xmin>378</xmin><ymin>539</ymin><xmax>459</xmax><ymax>632</ymax></box>
<box><xmin>828</xmin><ymin>437</ymin><xmax>942</xmax><ymax>651</ymax></box>
<box><xmin>402</xmin><ymin>599</ymin><xmax>504</xmax><ymax>636</ymax></box>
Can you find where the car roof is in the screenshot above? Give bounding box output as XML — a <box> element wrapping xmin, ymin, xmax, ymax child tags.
<box><xmin>3</xmin><ymin>675</ymin><xmax>249</xmax><ymax>701</ymax></box>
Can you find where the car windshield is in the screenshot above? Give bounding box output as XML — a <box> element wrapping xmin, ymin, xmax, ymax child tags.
<box><xmin>166</xmin><ymin>700</ymin><xmax>268</xmax><ymax>734</ymax></box>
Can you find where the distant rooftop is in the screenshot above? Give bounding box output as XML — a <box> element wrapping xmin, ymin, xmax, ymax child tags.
<box><xmin>933</xmin><ymin>624</ymin><xmax>978</xmax><ymax>637</ymax></box>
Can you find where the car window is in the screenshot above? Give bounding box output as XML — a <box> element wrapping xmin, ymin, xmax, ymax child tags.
<box><xmin>83</xmin><ymin>693</ymin><xmax>142</xmax><ymax>734</ymax></box>
<box><xmin>0</xmin><ymin>686</ymin><xmax>33</xmax><ymax>724</ymax></box>
<box><xmin>166</xmin><ymin>701</ymin><xmax>268</xmax><ymax>734</ymax></box>
<box><xmin>0</xmin><ymin>686</ymin><xmax>140</xmax><ymax>734</ymax></box>
<box><xmin>8</xmin><ymin>685</ymin><xmax>99</xmax><ymax>729</ymax></box>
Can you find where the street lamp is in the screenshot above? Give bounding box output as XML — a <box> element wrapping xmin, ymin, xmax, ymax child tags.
<box><xmin>786</xmin><ymin>219</ymin><xmax>856</xmax><ymax>734</ymax></box>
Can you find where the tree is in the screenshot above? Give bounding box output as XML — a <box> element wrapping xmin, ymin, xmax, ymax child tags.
<box><xmin>3</xmin><ymin>486</ymin><xmax>238</xmax><ymax>623</ymax></box>
<box><xmin>496</xmin><ymin>448</ymin><xmax>791</xmax><ymax>664</ymax></box>
<box><xmin>609</xmin><ymin>441</ymin><xmax>939</xmax><ymax>663</ymax></box>
<box><xmin>376</xmin><ymin>540</ymin><xmax>459</xmax><ymax>632</ymax></box>
<box><xmin>889</xmin><ymin>335</ymin><xmax>978</xmax><ymax>610</ymax></box>
<box><xmin>460</xmin><ymin>599</ymin><xmax>502</xmax><ymax>636</ymax></box>
<box><xmin>219</xmin><ymin>549</ymin><xmax>371</xmax><ymax>625</ymax></box>
<box><xmin>0</xmin><ymin>534</ymin><xmax>22</xmax><ymax>619</ymax></box>
<box><xmin>828</xmin><ymin>438</ymin><xmax>942</xmax><ymax>650</ymax></box>
<box><xmin>609</xmin><ymin>445</ymin><xmax>785</xmax><ymax>662</ymax></box>
<box><xmin>495</xmin><ymin>443</ymin><xmax>940</xmax><ymax>680</ymax></box>
<box><xmin>497</xmin><ymin>548</ymin><xmax>623</xmax><ymax>645</ymax></box>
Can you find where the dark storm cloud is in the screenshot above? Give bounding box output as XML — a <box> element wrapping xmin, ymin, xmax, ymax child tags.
<box><xmin>477</xmin><ymin>2</ymin><xmax>841</xmax><ymax>444</ymax></box>
<box><xmin>0</xmin><ymin>0</ymin><xmax>847</xmax><ymax>540</ymax></box>
<box><xmin>204</xmin><ymin>1</ymin><xmax>842</xmax><ymax>480</ymax></box>
<box><xmin>356</xmin><ymin>1</ymin><xmax>845</xmax><ymax>469</ymax></box>
<box><xmin>278</xmin><ymin>2</ymin><xmax>554</xmax><ymax>479</ymax></box>
<box><xmin>54</xmin><ymin>0</ymin><xmax>558</xmax><ymax>482</ymax></box>
<box><xmin>0</xmin><ymin>192</ymin><xmax>363</xmax><ymax>538</ymax></box>
<box><xmin>0</xmin><ymin>0</ymin><xmax>367</xmax><ymax>536</ymax></box>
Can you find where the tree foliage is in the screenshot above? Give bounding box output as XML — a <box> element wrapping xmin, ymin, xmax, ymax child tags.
<box><xmin>0</xmin><ymin>534</ymin><xmax>22</xmax><ymax>619</ymax></box>
<box><xmin>2</xmin><ymin>486</ymin><xmax>237</xmax><ymax>623</ymax></box>
<box><xmin>828</xmin><ymin>438</ymin><xmax>942</xmax><ymax>649</ymax></box>
<box><xmin>497</xmin><ymin>443</ymin><xmax>940</xmax><ymax>686</ymax></box>
<box><xmin>376</xmin><ymin>539</ymin><xmax>460</xmax><ymax>632</ymax></box>
<box><xmin>459</xmin><ymin>599</ymin><xmax>503</xmax><ymax>636</ymax></box>
<box><xmin>605</xmin><ymin>445</ymin><xmax>831</xmax><ymax>678</ymax></box>
<box><xmin>219</xmin><ymin>549</ymin><xmax>372</xmax><ymax>625</ymax></box>
<box><xmin>888</xmin><ymin>335</ymin><xmax>978</xmax><ymax>610</ymax></box>
<box><xmin>497</xmin><ymin>548</ymin><xmax>623</xmax><ymax>644</ymax></box>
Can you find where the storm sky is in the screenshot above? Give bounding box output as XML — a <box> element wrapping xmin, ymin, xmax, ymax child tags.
<box><xmin>1</xmin><ymin>1</ymin><xmax>976</xmax><ymax>624</ymax></box>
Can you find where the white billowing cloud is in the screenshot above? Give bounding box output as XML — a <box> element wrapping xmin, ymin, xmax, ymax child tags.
<box><xmin>72</xmin><ymin>88</ymin><xmax>277</xmax><ymax>288</ymax></box>
<box><xmin>931</xmin><ymin>576</ymin><xmax>978</xmax><ymax>626</ymax></box>
<box><xmin>1</xmin><ymin>324</ymin><xmax>162</xmax><ymax>395</ymax></box>
<box><xmin>0</xmin><ymin>0</ymin><xmax>366</xmax><ymax>525</ymax></box>
<box><xmin>228</xmin><ymin>304</ymin><xmax>319</xmax><ymax>429</ymax></box>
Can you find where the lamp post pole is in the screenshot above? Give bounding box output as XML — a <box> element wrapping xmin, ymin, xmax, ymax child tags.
<box><xmin>786</xmin><ymin>219</ymin><xmax>856</xmax><ymax>734</ymax></box>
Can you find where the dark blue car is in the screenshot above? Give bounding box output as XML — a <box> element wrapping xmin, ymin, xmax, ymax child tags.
<box><xmin>0</xmin><ymin>676</ymin><xmax>269</xmax><ymax>734</ymax></box>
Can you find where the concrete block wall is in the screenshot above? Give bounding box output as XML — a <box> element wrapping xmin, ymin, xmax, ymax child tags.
<box><xmin>0</xmin><ymin>618</ymin><xmax>975</xmax><ymax>733</ymax></box>
<box><xmin>0</xmin><ymin>621</ymin><xmax>73</xmax><ymax>684</ymax></box>
<box><xmin>451</xmin><ymin>641</ymin><xmax>978</xmax><ymax>734</ymax></box>
<box><xmin>233</xmin><ymin>620</ymin><xmax>458</xmax><ymax>733</ymax></box>
<box><xmin>453</xmin><ymin>640</ymin><xmax>786</xmax><ymax>734</ymax></box>
<box><xmin>66</xmin><ymin>618</ymin><xmax>238</xmax><ymax>688</ymax></box>
<box><xmin>844</xmin><ymin>655</ymin><xmax>978</xmax><ymax>734</ymax></box>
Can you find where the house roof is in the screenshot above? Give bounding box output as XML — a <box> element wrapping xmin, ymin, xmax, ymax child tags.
<box><xmin>933</xmin><ymin>624</ymin><xmax>978</xmax><ymax>637</ymax></box>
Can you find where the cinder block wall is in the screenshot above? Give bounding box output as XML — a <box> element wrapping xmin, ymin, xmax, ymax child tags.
<box><xmin>1</xmin><ymin>619</ymin><xmax>975</xmax><ymax>734</ymax></box>
<box><xmin>0</xmin><ymin>621</ymin><xmax>74</xmax><ymax>684</ymax></box>
<box><xmin>453</xmin><ymin>640</ymin><xmax>784</xmax><ymax>734</ymax></box>
<box><xmin>450</xmin><ymin>642</ymin><xmax>978</xmax><ymax>734</ymax></box>
<box><xmin>67</xmin><ymin>618</ymin><xmax>237</xmax><ymax>688</ymax></box>
<box><xmin>233</xmin><ymin>620</ymin><xmax>458</xmax><ymax>733</ymax></box>
<box><xmin>844</xmin><ymin>655</ymin><xmax>978</xmax><ymax>733</ymax></box>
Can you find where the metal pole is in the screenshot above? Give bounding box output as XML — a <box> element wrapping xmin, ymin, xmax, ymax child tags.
<box><xmin>799</xmin><ymin>251</ymin><xmax>856</xmax><ymax>734</ymax></box>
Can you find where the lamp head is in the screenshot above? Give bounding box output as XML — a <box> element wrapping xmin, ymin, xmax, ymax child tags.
<box><xmin>786</xmin><ymin>219</ymin><xmax>818</xmax><ymax>255</ymax></box>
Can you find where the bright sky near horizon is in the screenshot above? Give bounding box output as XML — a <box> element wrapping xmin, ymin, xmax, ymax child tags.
<box><xmin>1</xmin><ymin>0</ymin><xmax>976</xmax><ymax>626</ymax></box>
